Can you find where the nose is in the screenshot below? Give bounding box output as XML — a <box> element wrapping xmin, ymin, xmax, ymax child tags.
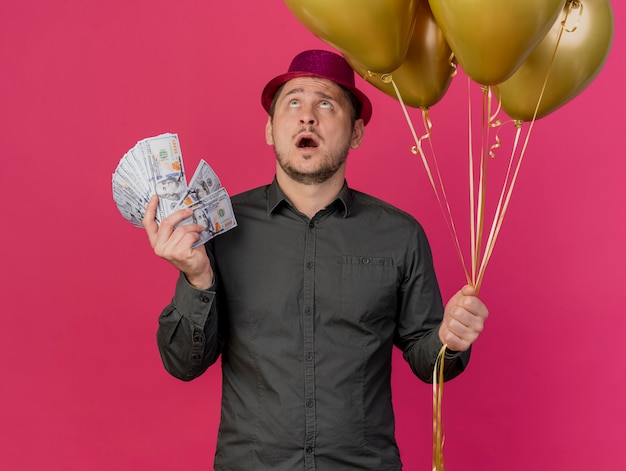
<box><xmin>298</xmin><ymin>104</ymin><xmax>317</xmax><ymax>126</ymax></box>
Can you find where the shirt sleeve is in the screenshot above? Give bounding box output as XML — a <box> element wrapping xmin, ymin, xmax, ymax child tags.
<box><xmin>394</xmin><ymin>222</ymin><xmax>471</xmax><ymax>383</ymax></box>
<box><xmin>156</xmin><ymin>271</ymin><xmax>224</xmax><ymax>381</ymax></box>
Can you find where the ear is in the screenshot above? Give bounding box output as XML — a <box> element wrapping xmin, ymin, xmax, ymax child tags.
<box><xmin>350</xmin><ymin>119</ymin><xmax>365</xmax><ymax>149</ymax></box>
<box><xmin>265</xmin><ymin>116</ymin><xmax>274</xmax><ymax>146</ymax></box>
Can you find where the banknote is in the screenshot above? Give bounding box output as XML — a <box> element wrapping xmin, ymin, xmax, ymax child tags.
<box><xmin>141</xmin><ymin>133</ymin><xmax>187</xmax><ymax>221</ymax></box>
<box><xmin>176</xmin><ymin>159</ymin><xmax>222</xmax><ymax>207</ymax></box>
<box><xmin>175</xmin><ymin>187</ymin><xmax>237</xmax><ymax>247</ymax></box>
<box><xmin>112</xmin><ymin>171</ymin><xmax>145</xmax><ymax>227</ymax></box>
<box><xmin>112</xmin><ymin>133</ymin><xmax>186</xmax><ymax>223</ymax></box>
<box><xmin>112</xmin><ymin>133</ymin><xmax>237</xmax><ymax>244</ymax></box>
<box><xmin>115</xmin><ymin>153</ymin><xmax>151</xmax><ymax>205</ymax></box>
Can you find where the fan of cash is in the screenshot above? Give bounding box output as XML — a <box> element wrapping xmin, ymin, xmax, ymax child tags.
<box><xmin>112</xmin><ymin>132</ymin><xmax>237</xmax><ymax>247</ymax></box>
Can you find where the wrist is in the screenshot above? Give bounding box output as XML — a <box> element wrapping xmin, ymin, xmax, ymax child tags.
<box><xmin>185</xmin><ymin>270</ymin><xmax>214</xmax><ymax>290</ymax></box>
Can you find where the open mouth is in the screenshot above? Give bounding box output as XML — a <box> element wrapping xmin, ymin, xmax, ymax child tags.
<box><xmin>296</xmin><ymin>134</ymin><xmax>319</xmax><ymax>149</ymax></box>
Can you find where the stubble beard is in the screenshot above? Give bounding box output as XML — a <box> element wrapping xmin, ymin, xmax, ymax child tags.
<box><xmin>274</xmin><ymin>141</ymin><xmax>351</xmax><ymax>185</ymax></box>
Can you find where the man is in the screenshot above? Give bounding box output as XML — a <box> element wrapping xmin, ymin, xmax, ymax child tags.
<box><xmin>143</xmin><ymin>49</ymin><xmax>488</xmax><ymax>470</ymax></box>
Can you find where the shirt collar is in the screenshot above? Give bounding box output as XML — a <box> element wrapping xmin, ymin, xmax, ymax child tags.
<box><xmin>267</xmin><ymin>177</ymin><xmax>352</xmax><ymax>218</ymax></box>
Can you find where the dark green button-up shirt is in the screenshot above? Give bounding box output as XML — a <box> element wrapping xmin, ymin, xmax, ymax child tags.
<box><xmin>157</xmin><ymin>179</ymin><xmax>470</xmax><ymax>470</ymax></box>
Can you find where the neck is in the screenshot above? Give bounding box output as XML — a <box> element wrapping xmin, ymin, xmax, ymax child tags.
<box><xmin>276</xmin><ymin>171</ymin><xmax>344</xmax><ymax>219</ymax></box>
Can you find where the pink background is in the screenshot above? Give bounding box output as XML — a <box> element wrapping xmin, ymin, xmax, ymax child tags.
<box><xmin>2</xmin><ymin>1</ymin><xmax>624</xmax><ymax>469</ymax></box>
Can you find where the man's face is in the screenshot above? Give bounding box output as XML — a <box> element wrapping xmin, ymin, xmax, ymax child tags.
<box><xmin>266</xmin><ymin>77</ymin><xmax>364</xmax><ymax>185</ymax></box>
<box><xmin>157</xmin><ymin>178</ymin><xmax>180</xmax><ymax>198</ymax></box>
<box><xmin>193</xmin><ymin>209</ymin><xmax>210</xmax><ymax>230</ymax></box>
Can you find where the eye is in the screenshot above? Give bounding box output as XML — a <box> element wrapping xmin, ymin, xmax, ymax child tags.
<box><xmin>319</xmin><ymin>100</ymin><xmax>332</xmax><ymax>109</ymax></box>
<box><xmin>288</xmin><ymin>99</ymin><xmax>300</xmax><ymax>108</ymax></box>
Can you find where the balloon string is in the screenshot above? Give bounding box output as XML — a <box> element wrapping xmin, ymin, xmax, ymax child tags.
<box><xmin>382</xmin><ymin>74</ymin><xmax>429</xmax><ymax>154</ymax></box>
<box><xmin>383</xmin><ymin>78</ymin><xmax>461</xmax><ymax>471</ymax></box>
<box><xmin>488</xmin><ymin>88</ymin><xmax>503</xmax><ymax>159</ymax></box>
<box><xmin>475</xmin><ymin>121</ymin><xmax>523</xmax><ymax>293</ymax></box>
<box><xmin>564</xmin><ymin>0</ymin><xmax>583</xmax><ymax>33</ymax></box>
<box><xmin>467</xmin><ymin>77</ymin><xmax>477</xmax><ymax>287</ymax></box>
<box><xmin>473</xmin><ymin>1</ymin><xmax>572</xmax><ymax>291</ymax></box>
<box><xmin>473</xmin><ymin>87</ymin><xmax>493</xmax><ymax>286</ymax></box>
<box><xmin>472</xmin><ymin>86</ymin><xmax>502</xmax><ymax>287</ymax></box>
<box><xmin>432</xmin><ymin>344</ymin><xmax>447</xmax><ymax>471</ymax></box>
<box><xmin>422</xmin><ymin>110</ymin><xmax>470</xmax><ymax>283</ymax></box>
<box><xmin>386</xmin><ymin>75</ymin><xmax>470</xmax><ymax>284</ymax></box>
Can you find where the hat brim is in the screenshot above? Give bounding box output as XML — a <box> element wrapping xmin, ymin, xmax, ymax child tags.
<box><xmin>261</xmin><ymin>72</ymin><xmax>372</xmax><ymax>126</ymax></box>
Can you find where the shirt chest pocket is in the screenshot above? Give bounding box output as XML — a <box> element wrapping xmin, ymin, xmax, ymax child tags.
<box><xmin>338</xmin><ymin>255</ymin><xmax>397</xmax><ymax>323</ymax></box>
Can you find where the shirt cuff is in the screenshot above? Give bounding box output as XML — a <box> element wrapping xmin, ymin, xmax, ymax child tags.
<box><xmin>444</xmin><ymin>348</ymin><xmax>462</xmax><ymax>360</ymax></box>
<box><xmin>171</xmin><ymin>272</ymin><xmax>216</xmax><ymax>326</ymax></box>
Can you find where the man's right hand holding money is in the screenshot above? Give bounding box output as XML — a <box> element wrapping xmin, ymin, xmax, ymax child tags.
<box><xmin>143</xmin><ymin>195</ymin><xmax>214</xmax><ymax>290</ymax></box>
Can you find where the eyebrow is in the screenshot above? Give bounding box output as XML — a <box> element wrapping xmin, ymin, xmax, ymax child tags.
<box><xmin>282</xmin><ymin>87</ymin><xmax>336</xmax><ymax>102</ymax></box>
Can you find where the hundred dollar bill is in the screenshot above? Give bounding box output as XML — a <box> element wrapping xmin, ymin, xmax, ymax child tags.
<box><xmin>126</xmin><ymin>146</ymin><xmax>152</xmax><ymax>199</ymax></box>
<box><xmin>141</xmin><ymin>133</ymin><xmax>187</xmax><ymax>221</ymax></box>
<box><xmin>174</xmin><ymin>159</ymin><xmax>221</xmax><ymax>208</ymax></box>
<box><xmin>112</xmin><ymin>171</ymin><xmax>146</xmax><ymax>227</ymax></box>
<box><xmin>115</xmin><ymin>152</ymin><xmax>151</xmax><ymax>204</ymax></box>
<box><xmin>176</xmin><ymin>187</ymin><xmax>237</xmax><ymax>247</ymax></box>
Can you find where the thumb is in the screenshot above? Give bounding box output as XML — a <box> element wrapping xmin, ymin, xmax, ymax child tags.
<box><xmin>142</xmin><ymin>195</ymin><xmax>159</xmax><ymax>247</ymax></box>
<box><xmin>461</xmin><ymin>284</ymin><xmax>477</xmax><ymax>297</ymax></box>
<box><xmin>445</xmin><ymin>284</ymin><xmax>476</xmax><ymax>311</ymax></box>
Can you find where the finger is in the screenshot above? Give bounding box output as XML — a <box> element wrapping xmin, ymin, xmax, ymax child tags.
<box><xmin>449</xmin><ymin>304</ymin><xmax>470</xmax><ymax>324</ymax></box>
<box><xmin>461</xmin><ymin>295</ymin><xmax>489</xmax><ymax>321</ymax></box>
<box><xmin>439</xmin><ymin>323</ymin><xmax>470</xmax><ymax>352</ymax></box>
<box><xmin>446</xmin><ymin>284</ymin><xmax>475</xmax><ymax>309</ymax></box>
<box><xmin>165</xmin><ymin>222</ymin><xmax>205</xmax><ymax>249</ymax></box>
<box><xmin>157</xmin><ymin>226</ymin><xmax>206</xmax><ymax>273</ymax></box>
<box><xmin>152</xmin><ymin>208</ymin><xmax>195</xmax><ymax>248</ymax></box>
<box><xmin>444</xmin><ymin>311</ymin><xmax>483</xmax><ymax>346</ymax></box>
<box><xmin>158</xmin><ymin>208</ymin><xmax>194</xmax><ymax>231</ymax></box>
<box><xmin>455</xmin><ymin>285</ymin><xmax>488</xmax><ymax>319</ymax></box>
<box><xmin>143</xmin><ymin>195</ymin><xmax>159</xmax><ymax>246</ymax></box>
<box><xmin>461</xmin><ymin>284</ymin><xmax>477</xmax><ymax>297</ymax></box>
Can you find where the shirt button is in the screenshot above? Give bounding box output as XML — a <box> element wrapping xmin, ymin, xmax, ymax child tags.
<box><xmin>305</xmin><ymin>307</ymin><xmax>312</xmax><ymax>315</ymax></box>
<box><xmin>306</xmin><ymin>261</ymin><xmax>313</xmax><ymax>269</ymax></box>
<box><xmin>306</xmin><ymin>446</ymin><xmax>313</xmax><ymax>454</ymax></box>
<box><xmin>200</xmin><ymin>296</ymin><xmax>211</xmax><ymax>303</ymax></box>
<box><xmin>306</xmin><ymin>399</ymin><xmax>314</xmax><ymax>408</ymax></box>
<box><xmin>309</xmin><ymin>221</ymin><xmax>315</xmax><ymax>228</ymax></box>
<box><xmin>305</xmin><ymin>352</ymin><xmax>313</xmax><ymax>361</ymax></box>
<box><xmin>361</xmin><ymin>257</ymin><xmax>370</xmax><ymax>264</ymax></box>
